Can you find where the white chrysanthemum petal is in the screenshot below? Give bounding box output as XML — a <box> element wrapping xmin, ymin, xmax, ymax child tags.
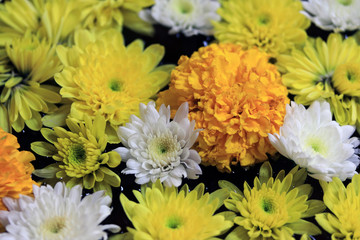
<box><xmin>302</xmin><ymin>0</ymin><xmax>360</xmax><ymax>32</ymax></box>
<box><xmin>115</xmin><ymin>101</ymin><xmax>202</xmax><ymax>186</ymax></box>
<box><xmin>140</xmin><ymin>0</ymin><xmax>220</xmax><ymax>36</ymax></box>
<box><xmin>269</xmin><ymin>100</ymin><xmax>360</xmax><ymax>181</ymax></box>
<box><xmin>114</xmin><ymin>147</ymin><xmax>131</xmax><ymax>161</ymax></box>
<box><xmin>0</xmin><ymin>183</ymin><xmax>120</xmax><ymax>240</ymax></box>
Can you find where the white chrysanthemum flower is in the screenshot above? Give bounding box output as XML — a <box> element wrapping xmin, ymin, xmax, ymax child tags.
<box><xmin>268</xmin><ymin>101</ymin><xmax>360</xmax><ymax>182</ymax></box>
<box><xmin>139</xmin><ymin>0</ymin><xmax>220</xmax><ymax>36</ymax></box>
<box><xmin>114</xmin><ymin>101</ymin><xmax>202</xmax><ymax>187</ymax></box>
<box><xmin>0</xmin><ymin>182</ymin><xmax>120</xmax><ymax>240</ymax></box>
<box><xmin>302</xmin><ymin>0</ymin><xmax>360</xmax><ymax>32</ymax></box>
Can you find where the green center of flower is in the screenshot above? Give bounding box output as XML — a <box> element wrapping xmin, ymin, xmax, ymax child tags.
<box><xmin>148</xmin><ymin>133</ymin><xmax>182</xmax><ymax>167</ymax></box>
<box><xmin>69</xmin><ymin>144</ymin><xmax>86</xmax><ymax>164</ymax></box>
<box><xmin>109</xmin><ymin>78</ymin><xmax>123</xmax><ymax>92</ymax></box>
<box><xmin>332</xmin><ymin>63</ymin><xmax>360</xmax><ymax>96</ymax></box>
<box><xmin>172</xmin><ymin>0</ymin><xmax>194</xmax><ymax>14</ymax></box>
<box><xmin>306</xmin><ymin>137</ymin><xmax>328</xmax><ymax>157</ymax></box>
<box><xmin>258</xmin><ymin>14</ymin><xmax>271</xmax><ymax>25</ymax></box>
<box><xmin>261</xmin><ymin>197</ymin><xmax>275</xmax><ymax>214</ymax></box>
<box><xmin>337</xmin><ymin>0</ymin><xmax>352</xmax><ymax>5</ymax></box>
<box><xmin>166</xmin><ymin>216</ymin><xmax>183</xmax><ymax>229</ymax></box>
<box><xmin>43</xmin><ymin>216</ymin><xmax>66</xmax><ymax>234</ymax></box>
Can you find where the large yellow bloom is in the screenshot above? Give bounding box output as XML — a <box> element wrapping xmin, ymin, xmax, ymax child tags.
<box><xmin>31</xmin><ymin>115</ymin><xmax>121</xmax><ymax>197</ymax></box>
<box><xmin>82</xmin><ymin>0</ymin><xmax>154</xmax><ymax>35</ymax></box>
<box><xmin>55</xmin><ymin>29</ymin><xmax>173</xmax><ymax>143</ymax></box>
<box><xmin>282</xmin><ymin>33</ymin><xmax>360</xmax><ymax>133</ymax></box>
<box><xmin>119</xmin><ymin>180</ymin><xmax>233</xmax><ymax>240</ymax></box>
<box><xmin>0</xmin><ymin>32</ymin><xmax>61</xmax><ymax>132</ymax></box>
<box><xmin>221</xmin><ymin>162</ymin><xmax>325</xmax><ymax>239</ymax></box>
<box><xmin>0</xmin><ymin>127</ymin><xmax>37</xmax><ymax>211</ymax></box>
<box><xmin>157</xmin><ymin>43</ymin><xmax>289</xmax><ymax>172</ymax></box>
<box><xmin>316</xmin><ymin>174</ymin><xmax>360</xmax><ymax>239</ymax></box>
<box><xmin>213</xmin><ymin>0</ymin><xmax>310</xmax><ymax>63</ymax></box>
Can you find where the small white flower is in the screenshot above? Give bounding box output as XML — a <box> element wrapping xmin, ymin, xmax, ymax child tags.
<box><xmin>0</xmin><ymin>182</ymin><xmax>120</xmax><ymax>240</ymax></box>
<box><xmin>302</xmin><ymin>0</ymin><xmax>360</xmax><ymax>32</ymax></box>
<box><xmin>139</xmin><ymin>0</ymin><xmax>220</xmax><ymax>36</ymax></box>
<box><xmin>115</xmin><ymin>101</ymin><xmax>202</xmax><ymax>187</ymax></box>
<box><xmin>268</xmin><ymin>101</ymin><xmax>360</xmax><ymax>182</ymax></box>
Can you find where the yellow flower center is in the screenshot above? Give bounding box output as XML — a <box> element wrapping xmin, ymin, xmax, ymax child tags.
<box><xmin>337</xmin><ymin>0</ymin><xmax>353</xmax><ymax>5</ymax></box>
<box><xmin>332</xmin><ymin>63</ymin><xmax>360</xmax><ymax>97</ymax></box>
<box><xmin>148</xmin><ymin>134</ymin><xmax>181</xmax><ymax>167</ymax></box>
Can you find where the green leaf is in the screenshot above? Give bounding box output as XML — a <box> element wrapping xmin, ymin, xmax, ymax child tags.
<box><xmin>217</xmin><ymin>211</ymin><xmax>237</xmax><ymax>221</ymax></box>
<box><xmin>40</xmin><ymin>128</ymin><xmax>58</xmax><ymax>144</ymax></box>
<box><xmin>304</xmin><ymin>200</ymin><xmax>326</xmax><ymax>218</ymax></box>
<box><xmin>209</xmin><ymin>189</ymin><xmax>230</xmax><ymax>209</ymax></box>
<box><xmin>42</xmin><ymin>104</ymin><xmax>70</xmax><ymax>127</ymax></box>
<box><xmin>286</xmin><ymin>219</ymin><xmax>322</xmax><ymax>235</ymax></box>
<box><xmin>101</xmin><ymin>167</ymin><xmax>121</xmax><ymax>187</ymax></box>
<box><xmin>0</xmin><ymin>104</ymin><xmax>10</xmax><ymax>132</ymax></box>
<box><xmin>225</xmin><ymin>226</ymin><xmax>250</xmax><ymax>240</ymax></box>
<box><xmin>193</xmin><ymin>183</ymin><xmax>205</xmax><ymax>199</ymax></box>
<box><xmin>219</xmin><ymin>180</ymin><xmax>242</xmax><ymax>194</ymax></box>
<box><xmin>31</xmin><ymin>141</ymin><xmax>57</xmax><ymax>157</ymax></box>
<box><xmin>33</xmin><ymin>163</ymin><xmax>60</xmax><ymax>178</ymax></box>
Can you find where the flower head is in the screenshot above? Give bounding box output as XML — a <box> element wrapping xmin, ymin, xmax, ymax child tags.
<box><xmin>0</xmin><ymin>182</ymin><xmax>120</xmax><ymax>240</ymax></box>
<box><xmin>302</xmin><ymin>0</ymin><xmax>360</xmax><ymax>32</ymax></box>
<box><xmin>316</xmin><ymin>174</ymin><xmax>360</xmax><ymax>239</ymax></box>
<box><xmin>31</xmin><ymin>115</ymin><xmax>121</xmax><ymax>197</ymax></box>
<box><xmin>139</xmin><ymin>0</ymin><xmax>220</xmax><ymax>37</ymax></box>
<box><xmin>269</xmin><ymin>101</ymin><xmax>360</xmax><ymax>182</ymax></box>
<box><xmin>0</xmin><ymin>32</ymin><xmax>62</xmax><ymax>132</ymax></box>
<box><xmin>220</xmin><ymin>162</ymin><xmax>325</xmax><ymax>239</ymax></box>
<box><xmin>0</xmin><ymin>128</ymin><xmax>37</xmax><ymax>211</ymax></box>
<box><xmin>115</xmin><ymin>101</ymin><xmax>202</xmax><ymax>187</ymax></box>
<box><xmin>281</xmin><ymin>33</ymin><xmax>360</xmax><ymax>133</ymax></box>
<box><xmin>157</xmin><ymin>43</ymin><xmax>289</xmax><ymax>172</ymax></box>
<box><xmin>55</xmin><ymin>29</ymin><xmax>173</xmax><ymax>143</ymax></box>
<box><xmin>82</xmin><ymin>0</ymin><xmax>154</xmax><ymax>35</ymax></box>
<box><xmin>119</xmin><ymin>180</ymin><xmax>233</xmax><ymax>240</ymax></box>
<box><xmin>213</xmin><ymin>0</ymin><xmax>310</xmax><ymax>61</ymax></box>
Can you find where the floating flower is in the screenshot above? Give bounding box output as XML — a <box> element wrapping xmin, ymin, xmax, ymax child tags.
<box><xmin>213</xmin><ymin>0</ymin><xmax>310</xmax><ymax>62</ymax></box>
<box><xmin>0</xmin><ymin>182</ymin><xmax>120</xmax><ymax>240</ymax></box>
<box><xmin>281</xmin><ymin>33</ymin><xmax>360</xmax><ymax>133</ymax></box>
<box><xmin>0</xmin><ymin>32</ymin><xmax>62</xmax><ymax>132</ymax></box>
<box><xmin>55</xmin><ymin>29</ymin><xmax>173</xmax><ymax>143</ymax></box>
<box><xmin>0</xmin><ymin>128</ymin><xmax>37</xmax><ymax>211</ymax></box>
<box><xmin>82</xmin><ymin>0</ymin><xmax>154</xmax><ymax>35</ymax></box>
<box><xmin>139</xmin><ymin>0</ymin><xmax>220</xmax><ymax>37</ymax></box>
<box><xmin>220</xmin><ymin>162</ymin><xmax>325</xmax><ymax>239</ymax></box>
<box><xmin>114</xmin><ymin>101</ymin><xmax>202</xmax><ymax>187</ymax></box>
<box><xmin>268</xmin><ymin>101</ymin><xmax>360</xmax><ymax>182</ymax></box>
<box><xmin>157</xmin><ymin>43</ymin><xmax>289</xmax><ymax>172</ymax></box>
<box><xmin>302</xmin><ymin>0</ymin><xmax>360</xmax><ymax>32</ymax></box>
<box><xmin>316</xmin><ymin>174</ymin><xmax>360</xmax><ymax>239</ymax></box>
<box><xmin>119</xmin><ymin>180</ymin><xmax>233</xmax><ymax>240</ymax></box>
<box><xmin>31</xmin><ymin>115</ymin><xmax>121</xmax><ymax>197</ymax></box>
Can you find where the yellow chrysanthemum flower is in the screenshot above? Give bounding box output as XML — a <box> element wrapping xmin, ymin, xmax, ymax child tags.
<box><xmin>0</xmin><ymin>0</ymin><xmax>91</xmax><ymax>46</ymax></box>
<box><xmin>31</xmin><ymin>115</ymin><xmax>121</xmax><ymax>197</ymax></box>
<box><xmin>119</xmin><ymin>180</ymin><xmax>233</xmax><ymax>240</ymax></box>
<box><xmin>316</xmin><ymin>174</ymin><xmax>360</xmax><ymax>239</ymax></box>
<box><xmin>220</xmin><ymin>162</ymin><xmax>325</xmax><ymax>239</ymax></box>
<box><xmin>213</xmin><ymin>0</ymin><xmax>310</xmax><ymax>64</ymax></box>
<box><xmin>55</xmin><ymin>29</ymin><xmax>173</xmax><ymax>143</ymax></box>
<box><xmin>281</xmin><ymin>33</ymin><xmax>360</xmax><ymax>133</ymax></box>
<box><xmin>0</xmin><ymin>127</ymin><xmax>37</xmax><ymax>211</ymax></box>
<box><xmin>0</xmin><ymin>32</ymin><xmax>61</xmax><ymax>132</ymax></box>
<box><xmin>82</xmin><ymin>0</ymin><xmax>154</xmax><ymax>35</ymax></box>
<box><xmin>157</xmin><ymin>43</ymin><xmax>289</xmax><ymax>172</ymax></box>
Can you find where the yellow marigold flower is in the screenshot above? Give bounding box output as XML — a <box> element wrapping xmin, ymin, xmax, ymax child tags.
<box><xmin>82</xmin><ymin>0</ymin><xmax>154</xmax><ymax>36</ymax></box>
<box><xmin>31</xmin><ymin>115</ymin><xmax>121</xmax><ymax>197</ymax></box>
<box><xmin>282</xmin><ymin>33</ymin><xmax>360</xmax><ymax>133</ymax></box>
<box><xmin>0</xmin><ymin>127</ymin><xmax>37</xmax><ymax>211</ymax></box>
<box><xmin>316</xmin><ymin>174</ymin><xmax>360</xmax><ymax>239</ymax></box>
<box><xmin>157</xmin><ymin>43</ymin><xmax>289</xmax><ymax>172</ymax></box>
<box><xmin>55</xmin><ymin>29</ymin><xmax>173</xmax><ymax>143</ymax></box>
<box><xmin>0</xmin><ymin>32</ymin><xmax>61</xmax><ymax>132</ymax></box>
<box><xmin>220</xmin><ymin>162</ymin><xmax>325</xmax><ymax>239</ymax></box>
<box><xmin>119</xmin><ymin>180</ymin><xmax>233</xmax><ymax>240</ymax></box>
<box><xmin>213</xmin><ymin>0</ymin><xmax>310</xmax><ymax>63</ymax></box>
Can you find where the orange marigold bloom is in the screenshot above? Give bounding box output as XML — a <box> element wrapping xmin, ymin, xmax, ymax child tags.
<box><xmin>0</xmin><ymin>128</ymin><xmax>37</xmax><ymax>211</ymax></box>
<box><xmin>157</xmin><ymin>43</ymin><xmax>289</xmax><ymax>172</ymax></box>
